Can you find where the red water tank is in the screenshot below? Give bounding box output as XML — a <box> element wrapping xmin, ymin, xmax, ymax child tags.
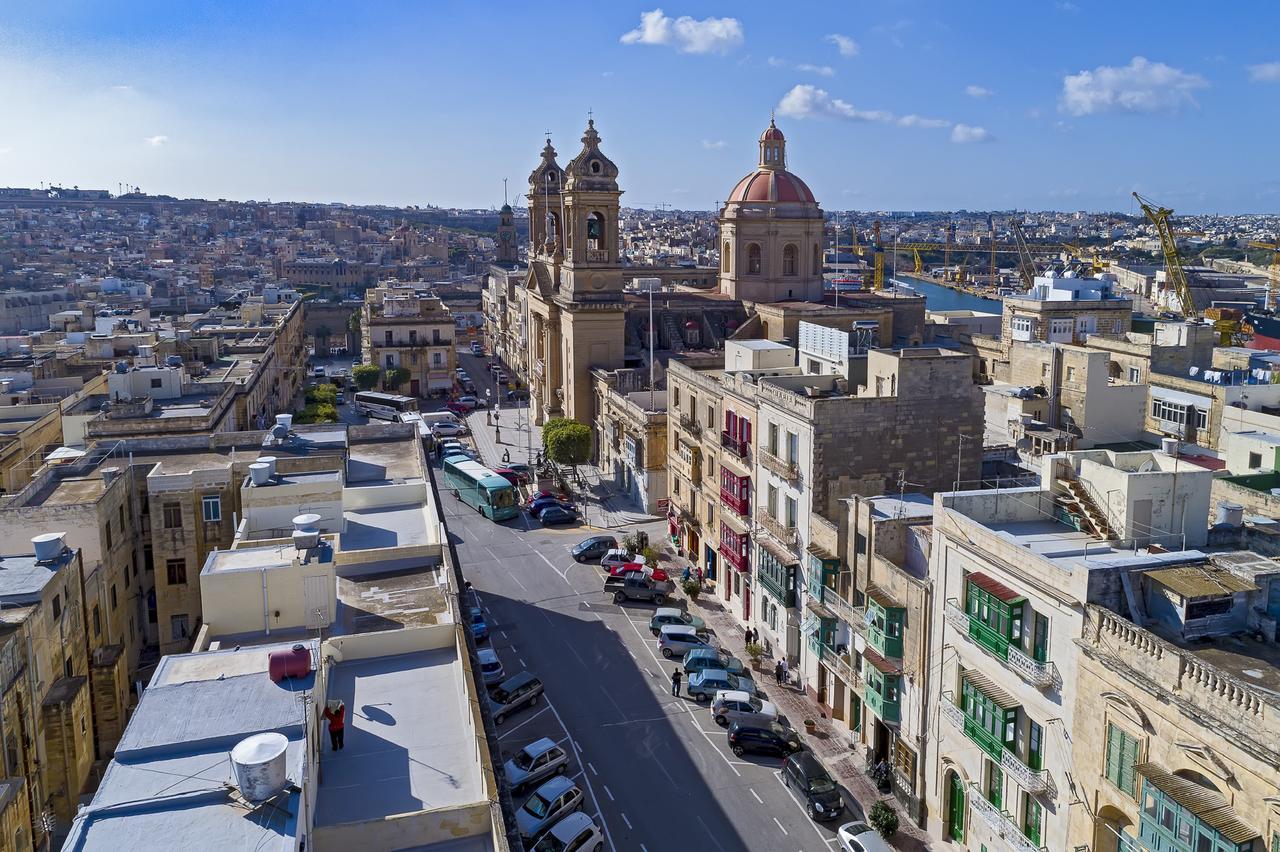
<box><xmin>268</xmin><ymin>644</ymin><xmax>312</xmax><ymax>682</ymax></box>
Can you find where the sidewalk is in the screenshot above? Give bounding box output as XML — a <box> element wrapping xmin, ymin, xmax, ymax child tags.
<box><xmin>658</xmin><ymin>549</ymin><xmax>933</xmax><ymax>851</ymax></box>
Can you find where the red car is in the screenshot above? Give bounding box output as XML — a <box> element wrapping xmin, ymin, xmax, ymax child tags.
<box><xmin>493</xmin><ymin>468</ymin><xmax>529</xmax><ymax>486</ymax></box>
<box><xmin>525</xmin><ymin>489</ymin><xmax>568</xmax><ymax>506</ymax></box>
<box><xmin>445</xmin><ymin>400</ymin><xmax>471</xmax><ymax>416</ymax></box>
<box><xmin>609</xmin><ymin>563</ymin><xmax>670</xmax><ymax>583</ymax></box>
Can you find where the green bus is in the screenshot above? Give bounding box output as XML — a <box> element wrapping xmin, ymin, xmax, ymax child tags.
<box><xmin>442</xmin><ymin>455</ymin><xmax>519</xmax><ymax>521</ymax></box>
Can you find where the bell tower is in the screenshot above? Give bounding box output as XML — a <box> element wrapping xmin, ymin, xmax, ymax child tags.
<box><xmin>559</xmin><ymin>119</ymin><xmax>623</xmax><ymax>303</ymax></box>
<box><xmin>526</xmin><ymin>138</ymin><xmax>564</xmax><ymax>260</ymax></box>
<box><xmin>496</xmin><ymin>192</ymin><xmax>517</xmax><ymax>265</ymax></box>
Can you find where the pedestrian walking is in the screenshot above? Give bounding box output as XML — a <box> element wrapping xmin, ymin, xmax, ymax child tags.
<box><xmin>744</xmin><ymin>628</ymin><xmax>754</xmax><ymax>646</ymax></box>
<box><xmin>774</xmin><ymin>659</ymin><xmax>784</xmax><ymax>684</ymax></box>
<box><xmin>502</xmin><ymin>448</ymin><xmax>511</xmax><ymax>464</ymax></box>
<box><xmin>670</xmin><ymin>669</ymin><xmax>683</xmax><ymax>697</ymax></box>
<box><xmin>780</xmin><ymin>657</ymin><xmax>789</xmax><ymax>686</ymax></box>
<box><xmin>323</xmin><ymin>699</ymin><xmax>346</xmax><ymax>751</ymax></box>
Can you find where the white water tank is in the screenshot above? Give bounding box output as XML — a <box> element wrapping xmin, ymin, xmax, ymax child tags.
<box><xmin>1161</xmin><ymin>437</ymin><xmax>1179</xmax><ymax>456</ymax></box>
<box><xmin>1216</xmin><ymin>502</ymin><xmax>1244</xmax><ymax>527</ymax></box>
<box><xmin>291</xmin><ymin>513</ymin><xmax>322</xmax><ymax>550</ymax></box>
<box><xmin>275</xmin><ymin>413</ymin><xmax>293</xmax><ymax>432</ymax></box>
<box><xmin>259</xmin><ymin>456</ymin><xmax>278</xmax><ymax>478</ymax></box>
<box><xmin>32</xmin><ymin>533</ymin><xmax>65</xmax><ymax>562</ymax></box>
<box><xmin>230</xmin><ymin>732</ymin><xmax>289</xmax><ymax>803</ymax></box>
<box><xmin>248</xmin><ymin>462</ymin><xmax>272</xmax><ymax>486</ymax></box>
<box><xmin>292</xmin><ymin>513</ymin><xmax>322</xmax><ymax>530</ymax></box>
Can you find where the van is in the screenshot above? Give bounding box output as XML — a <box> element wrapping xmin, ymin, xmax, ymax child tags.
<box><xmin>489</xmin><ymin>671</ymin><xmax>544</xmax><ymax>725</ymax></box>
<box><xmin>657</xmin><ymin>624</ymin><xmax>712</xmax><ymax>659</ymax></box>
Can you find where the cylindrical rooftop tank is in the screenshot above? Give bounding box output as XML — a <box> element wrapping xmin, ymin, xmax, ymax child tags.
<box><xmin>230</xmin><ymin>732</ymin><xmax>289</xmax><ymax>802</ymax></box>
<box><xmin>259</xmin><ymin>456</ymin><xmax>278</xmax><ymax>478</ymax></box>
<box><xmin>32</xmin><ymin>533</ymin><xmax>65</xmax><ymax>562</ymax></box>
<box><xmin>248</xmin><ymin>462</ymin><xmax>271</xmax><ymax>486</ymax></box>
<box><xmin>1216</xmin><ymin>502</ymin><xmax>1244</xmax><ymax>527</ymax></box>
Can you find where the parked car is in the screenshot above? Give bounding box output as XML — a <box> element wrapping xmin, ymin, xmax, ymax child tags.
<box><xmin>711</xmin><ymin>690</ymin><xmax>778</xmax><ymax>728</ymax></box>
<box><xmin>489</xmin><ymin>671</ymin><xmax>544</xmax><ymax>725</ymax></box>
<box><xmin>530</xmin><ymin>812</ymin><xmax>605</xmax><ymax>852</ymax></box>
<box><xmin>503</xmin><ymin>737</ymin><xmax>568</xmax><ymax>794</ymax></box>
<box><xmin>648</xmin><ymin>607</ymin><xmax>706</xmax><ymax>636</ymax></box>
<box><xmin>538</xmin><ymin>505</ymin><xmax>578</xmax><ymax>526</ymax></box>
<box><xmin>459</xmin><ymin>395</ymin><xmax>488</xmax><ymax>409</ymax></box>
<box><xmin>335</xmin><ymin>391</ymin><xmax>345</xmax><ymax>404</ymax></box>
<box><xmin>445</xmin><ymin>400</ymin><xmax>472</xmax><ymax>416</ymax></box>
<box><xmin>470</xmin><ymin>342</ymin><xmax>484</xmax><ymax>354</ymax></box>
<box><xmin>613</xmin><ymin>564</ymin><xmax>670</xmax><ymax>584</ymax></box>
<box><xmin>682</xmin><ymin>647</ymin><xmax>746</xmax><ymax>677</ymax></box>
<box><xmin>727</xmin><ymin>721</ymin><xmax>803</xmax><ymax>757</ymax></box>
<box><xmin>494</xmin><ymin>370</ymin><xmax>508</xmax><ymax>383</ymax></box>
<box><xmin>527</xmin><ymin>489</ymin><xmax>568</xmax><ymax>506</ymax></box>
<box><xmin>571</xmin><ymin>535</ymin><xmax>618</xmax><ymax>563</ymax></box>
<box><xmin>430</xmin><ymin>421</ymin><xmax>468</xmax><ymax>438</ymax></box>
<box><xmin>516</xmin><ymin>776</ymin><xmax>585</xmax><ymax>842</ymax></box>
<box><xmin>477</xmin><ymin>648</ymin><xmax>505</xmax><ymax>686</ymax></box>
<box><xmin>837</xmin><ymin>821</ymin><xmax>894</xmax><ymax>852</ymax></box>
<box><xmin>604</xmin><ymin>574</ymin><xmax>673</xmax><ymax>605</ymax></box>
<box><xmin>529</xmin><ymin>496</ymin><xmax>574</xmax><ymax>515</ymax></box>
<box><xmin>506</xmin><ymin>462</ymin><xmax>532</xmax><ymax>478</ymax></box>
<box><xmin>506</xmin><ymin>388</ymin><xmax>530</xmax><ymax>402</ymax></box>
<box><xmin>686</xmin><ymin>668</ymin><xmax>758</xmax><ymax>702</ymax></box>
<box><xmin>656</xmin><ymin>624</ymin><xmax>713</xmax><ymax>659</ymax></box>
<box><xmin>313</xmin><ymin>365</ymin><xmax>326</xmax><ymax>377</ymax></box>
<box><xmin>469</xmin><ymin>607</ymin><xmax>489</xmax><ymax>642</ymax></box>
<box><xmin>494</xmin><ymin>468</ymin><xmax>524</xmax><ymax>487</ymax></box>
<box><xmin>782</xmin><ymin>751</ymin><xmax>845</xmax><ymax>821</ymax></box>
<box><xmin>601</xmin><ymin>549</ymin><xmax>645</xmax><ymax>572</ymax></box>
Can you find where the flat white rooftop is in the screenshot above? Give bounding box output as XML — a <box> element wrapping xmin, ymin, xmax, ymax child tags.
<box><xmin>314</xmin><ymin>649</ymin><xmax>482</xmax><ymax>826</ymax></box>
<box><xmin>340</xmin><ymin>503</ymin><xmax>438</xmax><ymax>551</ymax></box>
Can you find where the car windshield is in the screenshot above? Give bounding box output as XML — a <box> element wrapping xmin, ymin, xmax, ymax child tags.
<box><xmin>807</xmin><ymin>775</ymin><xmax>837</xmax><ymax>794</ymax></box>
<box><xmin>524</xmin><ymin>793</ymin><xmax>552</xmax><ymax>818</ymax></box>
<box><xmin>747</xmin><ymin>697</ymin><xmax>763</xmax><ymax>711</ymax></box>
<box><xmin>482</xmin><ymin>661</ymin><xmax>501</xmax><ymax>671</ymax></box>
<box><xmin>514</xmin><ymin>749</ymin><xmax>537</xmax><ymax>770</ymax></box>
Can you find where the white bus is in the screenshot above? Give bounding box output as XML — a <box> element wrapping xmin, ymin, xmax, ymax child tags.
<box><xmin>353</xmin><ymin>391</ymin><xmax>418</xmax><ymax>421</ymax></box>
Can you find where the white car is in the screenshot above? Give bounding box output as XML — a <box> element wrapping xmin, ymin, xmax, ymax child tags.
<box><xmin>710</xmin><ymin>689</ymin><xmax>778</xmax><ymax>728</ymax></box>
<box><xmin>600</xmin><ymin>549</ymin><xmax>645</xmax><ymax>572</ymax></box>
<box><xmin>530</xmin><ymin>812</ymin><xmax>605</xmax><ymax>852</ymax></box>
<box><xmin>837</xmin><ymin>821</ymin><xmax>894</xmax><ymax>852</ymax></box>
<box><xmin>430</xmin><ymin>421</ymin><xmax>468</xmax><ymax>438</ymax></box>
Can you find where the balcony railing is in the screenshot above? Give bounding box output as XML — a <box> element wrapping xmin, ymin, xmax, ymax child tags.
<box><xmin>678</xmin><ymin>414</ymin><xmax>702</xmax><ymax>438</ymax></box>
<box><xmin>824</xmin><ymin>592</ymin><xmax>862</xmax><ymax>629</ymax></box>
<box><xmin>756</xmin><ymin>508</ymin><xmax>798</xmax><ymax>548</ymax></box>
<box><xmin>718</xmin><ymin>540</ymin><xmax>749</xmax><ymax>572</ymax></box>
<box><xmin>942</xmin><ymin>692</ymin><xmax>1052</xmax><ymax>796</ymax></box>
<box><xmin>945</xmin><ymin>600</ymin><xmax>1061</xmax><ymax>690</ymax></box>
<box><xmin>720</xmin><ymin>430</ymin><xmax>750</xmax><ymax>461</ymax></box>
<box><xmin>720</xmin><ymin>485</ymin><xmax>750</xmax><ymax>517</ymax></box>
<box><xmin>758</xmin><ymin>447</ymin><xmax>800</xmax><ymax>482</ymax></box>
<box><xmin>967</xmin><ymin>782</ymin><xmax>1046</xmax><ymax>852</ymax></box>
<box><xmin>820</xmin><ymin>643</ymin><xmax>860</xmax><ymax>688</ymax></box>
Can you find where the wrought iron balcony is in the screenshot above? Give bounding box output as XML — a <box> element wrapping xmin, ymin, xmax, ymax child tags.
<box><xmin>755</xmin><ymin>508</ymin><xmax>798</xmax><ymax>548</ymax></box>
<box><xmin>942</xmin><ymin>692</ymin><xmax>1052</xmax><ymax>796</ymax></box>
<box><xmin>678</xmin><ymin>414</ymin><xmax>702</xmax><ymax>438</ymax></box>
<box><xmin>758</xmin><ymin>447</ymin><xmax>800</xmax><ymax>482</ymax></box>
<box><xmin>967</xmin><ymin>783</ymin><xmax>1046</xmax><ymax>852</ymax></box>
<box><xmin>720</xmin><ymin>485</ymin><xmax>750</xmax><ymax>517</ymax></box>
<box><xmin>944</xmin><ymin>600</ymin><xmax>1061</xmax><ymax>690</ymax></box>
<box><xmin>719</xmin><ymin>430</ymin><xmax>749</xmax><ymax>461</ymax></box>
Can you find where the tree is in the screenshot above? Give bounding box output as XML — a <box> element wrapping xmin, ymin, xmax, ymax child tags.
<box><xmin>541</xmin><ymin>417</ymin><xmax>575</xmax><ymax>445</ymax></box>
<box><xmin>868</xmin><ymin>801</ymin><xmax>899</xmax><ymax>839</ymax></box>
<box><xmin>306</xmin><ymin>383</ymin><xmax>338</xmax><ymax>405</ymax></box>
<box><xmin>352</xmin><ymin>364</ymin><xmax>381</xmax><ymax>391</ymax></box>
<box><xmin>384</xmin><ymin>366</ymin><xmax>410</xmax><ymax>391</ymax></box>
<box><xmin>544</xmin><ymin>421</ymin><xmax>591</xmax><ymax>468</ymax></box>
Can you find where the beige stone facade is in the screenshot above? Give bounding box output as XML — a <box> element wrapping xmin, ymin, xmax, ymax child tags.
<box><xmin>361</xmin><ymin>281</ymin><xmax>456</xmax><ymax>397</ymax></box>
<box><xmin>592</xmin><ymin>370</ymin><xmax>668</xmax><ymax>514</ymax></box>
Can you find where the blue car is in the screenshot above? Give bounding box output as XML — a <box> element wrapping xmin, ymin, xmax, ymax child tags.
<box><xmin>528</xmin><ymin>496</ymin><xmax>573</xmax><ymax>515</ymax></box>
<box><xmin>537</xmin><ymin>505</ymin><xmax>577</xmax><ymax>525</ymax></box>
<box><xmin>469</xmin><ymin>607</ymin><xmax>489</xmax><ymax>642</ymax></box>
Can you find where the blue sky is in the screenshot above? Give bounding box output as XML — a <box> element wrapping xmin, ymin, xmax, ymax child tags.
<box><xmin>2</xmin><ymin>1</ymin><xmax>1278</xmax><ymax>213</ymax></box>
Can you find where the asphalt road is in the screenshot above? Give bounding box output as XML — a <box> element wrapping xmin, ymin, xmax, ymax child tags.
<box><xmin>443</xmin><ymin>485</ymin><xmax>862</xmax><ymax>851</ymax></box>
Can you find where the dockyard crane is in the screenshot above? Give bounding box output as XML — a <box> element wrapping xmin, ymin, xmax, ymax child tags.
<box><xmin>1247</xmin><ymin>237</ymin><xmax>1280</xmax><ymax>311</ymax></box>
<box><xmin>1133</xmin><ymin>192</ymin><xmax>1199</xmax><ymax>319</ymax></box>
<box><xmin>1009</xmin><ymin>219</ymin><xmax>1039</xmax><ymax>287</ymax></box>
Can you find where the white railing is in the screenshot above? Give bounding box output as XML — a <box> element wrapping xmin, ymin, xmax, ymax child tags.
<box><xmin>1001</xmin><ymin>748</ymin><xmax>1052</xmax><ymax>796</ymax></box>
<box><xmin>945</xmin><ymin>600</ymin><xmax>970</xmax><ymax>634</ymax></box>
<box><xmin>941</xmin><ymin>696</ymin><xmax>966</xmax><ymax>730</ymax></box>
<box><xmin>967</xmin><ymin>783</ymin><xmax>1045</xmax><ymax>852</ymax></box>
<box><xmin>1008</xmin><ymin>645</ymin><xmax>1061</xmax><ymax>690</ymax></box>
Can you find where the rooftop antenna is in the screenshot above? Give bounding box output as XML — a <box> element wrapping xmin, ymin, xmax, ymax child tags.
<box><xmin>502</xmin><ymin>178</ymin><xmax>508</xmax><ymax>207</ymax></box>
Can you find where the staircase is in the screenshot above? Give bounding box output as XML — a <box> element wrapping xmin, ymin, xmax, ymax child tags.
<box><xmin>1056</xmin><ymin>475</ymin><xmax>1118</xmax><ymax>540</ymax></box>
<box><xmin>662</xmin><ymin>314</ymin><xmax>686</xmax><ymax>353</ymax></box>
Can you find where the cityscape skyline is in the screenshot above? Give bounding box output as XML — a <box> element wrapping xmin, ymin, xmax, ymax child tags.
<box><xmin>2</xmin><ymin>1</ymin><xmax>1279</xmax><ymax>214</ymax></box>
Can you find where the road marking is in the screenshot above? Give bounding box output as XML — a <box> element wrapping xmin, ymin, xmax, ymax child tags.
<box><xmin>535</xmin><ymin>551</ymin><xmax>573</xmax><ymax>587</ymax></box>
<box><xmin>773</xmin><ymin>817</ymin><xmax>789</xmax><ymax>835</ymax></box>
<box><xmin>518</xmin><ymin>657</ymin><xmax>527</xmax><ymax>667</ymax></box>
<box><xmin>509</xmin><ymin>572</ymin><xmax>529</xmax><ymax>592</ymax></box>
<box><xmin>640</xmin><ymin>845</ymin><xmax>649</xmax><ymax>852</ymax></box>
<box><xmin>495</xmin><ymin>706</ymin><xmax>550</xmax><ymax>739</ymax></box>
<box><xmin>544</xmin><ymin>698</ymin><xmax>617</xmax><ymax>852</ymax></box>
<box><xmin>620</xmin><ymin>813</ymin><xmax>632</xmax><ymax>830</ymax></box>
<box><xmin>587</xmin><ymin>762</ymin><xmax>598</xmax><ymax>776</ymax></box>
<box><xmin>603</xmin><ymin>784</ymin><xmax>615</xmax><ymax>801</ymax></box>
<box><xmin>772</xmin><ymin>769</ymin><xmax>838</xmax><ymax>847</ymax></box>
<box><xmin>687</xmin><ymin>716</ymin><xmax>740</xmax><ymax>777</ymax></box>
<box><xmin>499</xmin><ymin>630</ymin><xmax>508</xmax><ymax>639</ymax></box>
<box><xmin>750</xmin><ymin>788</ymin><xmax>763</xmax><ymax>804</ymax></box>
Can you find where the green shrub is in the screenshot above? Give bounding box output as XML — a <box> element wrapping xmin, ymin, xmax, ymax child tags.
<box><xmin>869</xmin><ymin>801</ymin><xmax>899</xmax><ymax>838</ymax></box>
<box><xmin>352</xmin><ymin>364</ymin><xmax>380</xmax><ymax>391</ymax></box>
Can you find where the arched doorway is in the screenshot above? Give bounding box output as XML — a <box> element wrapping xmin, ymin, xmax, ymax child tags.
<box><xmin>944</xmin><ymin>768</ymin><xmax>966</xmax><ymax>841</ymax></box>
<box><xmin>1095</xmin><ymin>805</ymin><xmax>1134</xmax><ymax>852</ymax></box>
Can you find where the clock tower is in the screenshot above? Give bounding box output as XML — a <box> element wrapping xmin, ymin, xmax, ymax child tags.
<box><xmin>496</xmin><ymin>202</ymin><xmax>517</xmax><ymax>264</ymax></box>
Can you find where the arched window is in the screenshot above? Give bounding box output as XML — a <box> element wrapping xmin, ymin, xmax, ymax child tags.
<box><xmin>721</xmin><ymin>242</ymin><xmax>731</xmax><ymax>273</ymax></box>
<box><xmin>586</xmin><ymin>212</ymin><xmax>605</xmax><ymax>250</ymax></box>
<box><xmin>747</xmin><ymin>244</ymin><xmax>762</xmax><ymax>274</ymax></box>
<box><xmin>783</xmin><ymin>244</ymin><xmax>798</xmax><ymax>276</ymax></box>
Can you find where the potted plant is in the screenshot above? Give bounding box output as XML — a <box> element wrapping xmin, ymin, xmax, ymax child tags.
<box><xmin>869</xmin><ymin>800</ymin><xmax>899</xmax><ymax>839</ymax></box>
<box><xmin>803</xmin><ymin>718</ymin><xmax>818</xmax><ymax>734</ymax></box>
<box><xmin>681</xmin><ymin>579</ymin><xmax>702</xmax><ymax>600</ymax></box>
<box><xmin>744</xmin><ymin>642</ymin><xmax>764</xmax><ymax>671</ymax></box>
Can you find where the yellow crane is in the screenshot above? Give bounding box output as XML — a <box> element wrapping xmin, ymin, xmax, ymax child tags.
<box><xmin>1133</xmin><ymin>192</ymin><xmax>1198</xmax><ymax>319</ymax></box>
<box><xmin>1248</xmin><ymin>237</ymin><xmax>1280</xmax><ymax>311</ymax></box>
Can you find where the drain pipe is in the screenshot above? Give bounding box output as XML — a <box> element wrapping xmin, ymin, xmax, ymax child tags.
<box><xmin>261</xmin><ymin>566</ymin><xmax>271</xmax><ymax>635</ymax></box>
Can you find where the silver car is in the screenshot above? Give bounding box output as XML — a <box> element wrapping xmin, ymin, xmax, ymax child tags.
<box><xmin>477</xmin><ymin>648</ymin><xmax>504</xmax><ymax>685</ymax></box>
<box><xmin>657</xmin><ymin>624</ymin><xmax>713</xmax><ymax>659</ymax></box>
<box><xmin>711</xmin><ymin>689</ymin><xmax>779</xmax><ymax>728</ymax></box>
<box><xmin>503</xmin><ymin>737</ymin><xmax>569</xmax><ymax>794</ymax></box>
<box><xmin>516</xmin><ymin>775</ymin><xmax>585</xmax><ymax>842</ymax></box>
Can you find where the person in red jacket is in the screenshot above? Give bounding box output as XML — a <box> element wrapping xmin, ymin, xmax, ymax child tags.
<box><xmin>323</xmin><ymin>700</ymin><xmax>346</xmax><ymax>751</ymax></box>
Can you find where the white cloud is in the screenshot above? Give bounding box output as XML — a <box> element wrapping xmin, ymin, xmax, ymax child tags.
<box><xmin>1060</xmin><ymin>56</ymin><xmax>1207</xmax><ymax>116</ymax></box>
<box><xmin>620</xmin><ymin>9</ymin><xmax>744</xmax><ymax>55</ymax></box>
<box><xmin>796</xmin><ymin>63</ymin><xmax>835</xmax><ymax>77</ymax></box>
<box><xmin>777</xmin><ymin>84</ymin><xmax>891</xmax><ymax>122</ymax></box>
<box><xmin>767</xmin><ymin>56</ymin><xmax>786</xmax><ymax>67</ymax></box>
<box><xmin>964</xmin><ymin>85</ymin><xmax>993</xmax><ymax>98</ymax></box>
<box><xmin>145</xmin><ymin>135</ymin><xmax>169</xmax><ymax>146</ymax></box>
<box><xmin>898</xmin><ymin>114</ymin><xmax>950</xmax><ymax>129</ymax></box>
<box><xmin>1248</xmin><ymin>62</ymin><xmax>1280</xmax><ymax>82</ymax></box>
<box><xmin>824</xmin><ymin>34</ymin><xmax>859</xmax><ymax>58</ymax></box>
<box><xmin>0</xmin><ymin>147</ymin><xmax>12</xmax><ymax>156</ymax></box>
<box><xmin>950</xmin><ymin>124</ymin><xmax>992</xmax><ymax>143</ymax></box>
<box><xmin>701</xmin><ymin>139</ymin><xmax>726</xmax><ymax>149</ymax></box>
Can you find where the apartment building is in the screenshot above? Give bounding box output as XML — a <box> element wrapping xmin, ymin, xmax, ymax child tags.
<box><xmin>361</xmin><ymin>281</ymin><xmax>455</xmax><ymax>397</ymax></box>
<box><xmin>592</xmin><ymin>369</ymin><xmax>668</xmax><ymax>513</ymax></box>
<box><xmin>0</xmin><ymin>539</ymin><xmax>94</xmax><ymax>847</ymax></box>
<box><xmin>924</xmin><ymin>446</ymin><xmax>1215</xmax><ymax>852</ymax></box>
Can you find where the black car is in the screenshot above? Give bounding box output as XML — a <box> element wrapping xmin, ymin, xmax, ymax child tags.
<box><xmin>538</xmin><ymin>505</ymin><xmax>577</xmax><ymax>525</ymax></box>
<box><xmin>782</xmin><ymin>751</ymin><xmax>845</xmax><ymax>821</ymax></box>
<box><xmin>727</xmin><ymin>722</ymin><xmax>803</xmax><ymax>757</ymax></box>
<box><xmin>571</xmin><ymin>535</ymin><xmax>618</xmax><ymax>563</ymax></box>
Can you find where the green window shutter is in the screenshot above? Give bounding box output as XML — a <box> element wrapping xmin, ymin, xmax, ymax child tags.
<box><xmin>1120</xmin><ymin>731</ymin><xmax>1139</xmax><ymax>797</ymax></box>
<box><xmin>1105</xmin><ymin>723</ymin><xmax>1121</xmax><ymax>788</ymax></box>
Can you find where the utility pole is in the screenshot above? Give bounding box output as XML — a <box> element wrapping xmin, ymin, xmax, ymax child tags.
<box><xmin>649</xmin><ymin>286</ymin><xmax>656</xmax><ymax>412</ymax></box>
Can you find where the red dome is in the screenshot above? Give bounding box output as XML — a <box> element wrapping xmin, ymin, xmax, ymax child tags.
<box><xmin>760</xmin><ymin>124</ymin><xmax>785</xmax><ymax>142</ymax></box>
<box><xmin>727</xmin><ymin>169</ymin><xmax>816</xmax><ymax>204</ymax></box>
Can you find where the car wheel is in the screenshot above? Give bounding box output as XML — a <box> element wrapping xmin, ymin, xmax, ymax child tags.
<box><xmin>528</xmin><ymin>695</ymin><xmax>538</xmax><ymax>707</ymax></box>
<box><xmin>494</xmin><ymin>713</ymin><xmax>504</xmax><ymax>725</ymax></box>
<box><xmin>650</xmin><ymin>629</ymin><xmax>660</xmax><ymax>637</ymax></box>
<box><xmin>695</xmin><ymin>692</ymin><xmax>709</xmax><ymax>702</ymax></box>
<box><xmin>714</xmin><ymin>714</ymin><xmax>727</xmax><ymax>726</ymax></box>
<box><xmin>653</xmin><ymin>594</ymin><xmax>667</xmax><ymax>605</ymax></box>
<box><xmin>594</xmin><ymin>844</ymin><xmax>603</xmax><ymax>852</ymax></box>
<box><xmin>661</xmin><ymin>648</ymin><xmax>673</xmax><ymax>659</ymax></box>
<box><xmin>731</xmin><ymin>744</ymin><xmax>745</xmax><ymax>757</ymax></box>
<box><xmin>554</xmin><ymin>764</ymin><xmax>565</xmax><ymax>775</ymax></box>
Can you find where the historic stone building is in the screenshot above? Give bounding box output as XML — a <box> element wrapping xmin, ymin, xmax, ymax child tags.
<box><xmin>496</xmin><ymin>202</ymin><xmax>518</xmax><ymax>265</ymax></box>
<box><xmin>719</xmin><ymin>120</ymin><xmax>825</xmax><ymax>304</ymax></box>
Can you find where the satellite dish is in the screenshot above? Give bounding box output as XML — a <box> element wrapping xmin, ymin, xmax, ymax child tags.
<box><xmin>1138</xmin><ymin>459</ymin><xmax>1155</xmax><ymax>473</ymax></box>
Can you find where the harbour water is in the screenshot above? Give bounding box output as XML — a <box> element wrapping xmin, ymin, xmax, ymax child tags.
<box><xmin>890</xmin><ymin>275</ymin><xmax>1003</xmax><ymax>313</ymax></box>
